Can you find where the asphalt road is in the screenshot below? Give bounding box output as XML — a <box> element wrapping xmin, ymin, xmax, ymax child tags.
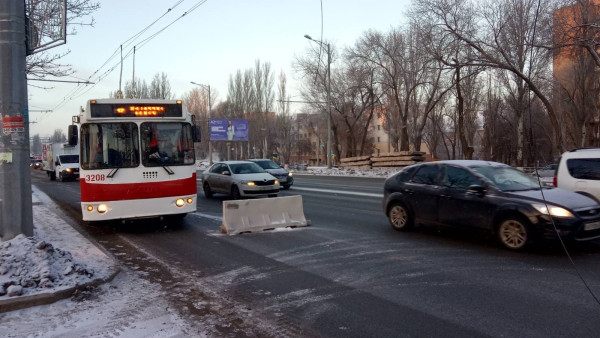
<box><xmin>30</xmin><ymin>169</ymin><xmax>600</xmax><ymax>337</ymax></box>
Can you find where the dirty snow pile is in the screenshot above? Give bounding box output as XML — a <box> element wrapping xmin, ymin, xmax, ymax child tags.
<box><xmin>196</xmin><ymin>160</ymin><xmax>401</xmax><ymax>178</ymax></box>
<box><xmin>0</xmin><ymin>234</ymin><xmax>94</xmax><ymax>298</ymax></box>
<box><xmin>303</xmin><ymin>166</ymin><xmax>400</xmax><ymax>178</ymax></box>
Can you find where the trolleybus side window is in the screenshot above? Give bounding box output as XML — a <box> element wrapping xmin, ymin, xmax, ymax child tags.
<box><xmin>81</xmin><ymin>123</ymin><xmax>139</xmax><ymax>170</ymax></box>
<box><xmin>141</xmin><ymin>122</ymin><xmax>195</xmax><ymax>167</ymax></box>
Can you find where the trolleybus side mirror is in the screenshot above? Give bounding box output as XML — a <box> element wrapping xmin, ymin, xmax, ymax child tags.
<box><xmin>68</xmin><ymin>125</ymin><xmax>78</xmax><ymax>146</ymax></box>
<box><xmin>193</xmin><ymin>125</ymin><xmax>201</xmax><ymax>142</ymax></box>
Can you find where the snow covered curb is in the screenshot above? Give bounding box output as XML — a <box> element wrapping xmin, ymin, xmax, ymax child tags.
<box><xmin>296</xmin><ymin>166</ymin><xmax>400</xmax><ymax>178</ymax></box>
<box><xmin>197</xmin><ymin>164</ymin><xmax>400</xmax><ymax>178</ymax></box>
<box><xmin>0</xmin><ymin>187</ymin><xmax>120</xmax><ymax>313</ymax></box>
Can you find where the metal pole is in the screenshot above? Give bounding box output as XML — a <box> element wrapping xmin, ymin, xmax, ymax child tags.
<box><xmin>326</xmin><ymin>43</ymin><xmax>332</xmax><ymax>169</ymax></box>
<box><xmin>207</xmin><ymin>85</ymin><xmax>212</xmax><ymax>165</ymax></box>
<box><xmin>0</xmin><ymin>1</ymin><xmax>33</xmax><ymax>239</ymax></box>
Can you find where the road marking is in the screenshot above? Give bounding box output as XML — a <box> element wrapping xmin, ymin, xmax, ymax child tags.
<box><xmin>291</xmin><ymin>186</ymin><xmax>383</xmax><ymax>198</ymax></box>
<box><xmin>190</xmin><ymin>211</ymin><xmax>222</xmax><ymax>222</ymax></box>
<box><xmin>196</xmin><ymin>178</ymin><xmax>383</xmax><ymax>198</ymax></box>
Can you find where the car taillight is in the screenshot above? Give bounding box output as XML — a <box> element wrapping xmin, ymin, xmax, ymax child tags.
<box><xmin>553</xmin><ymin>175</ymin><xmax>557</xmax><ymax>187</ymax></box>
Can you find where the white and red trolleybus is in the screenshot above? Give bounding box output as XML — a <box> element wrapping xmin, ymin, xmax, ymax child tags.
<box><xmin>73</xmin><ymin>99</ymin><xmax>200</xmax><ymax>222</ymax></box>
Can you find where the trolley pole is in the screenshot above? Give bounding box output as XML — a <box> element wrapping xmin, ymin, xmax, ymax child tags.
<box><xmin>0</xmin><ymin>1</ymin><xmax>33</xmax><ymax>240</ymax></box>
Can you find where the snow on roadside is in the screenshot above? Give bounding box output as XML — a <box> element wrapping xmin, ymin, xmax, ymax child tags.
<box><xmin>196</xmin><ymin>161</ymin><xmax>402</xmax><ymax>178</ymax></box>
<box><xmin>0</xmin><ymin>235</ymin><xmax>94</xmax><ymax>298</ymax></box>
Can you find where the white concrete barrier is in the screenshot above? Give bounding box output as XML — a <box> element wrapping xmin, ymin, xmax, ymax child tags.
<box><xmin>221</xmin><ymin>195</ymin><xmax>309</xmax><ymax>235</ymax></box>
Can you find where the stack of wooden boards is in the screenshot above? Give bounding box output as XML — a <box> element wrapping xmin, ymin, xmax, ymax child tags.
<box><xmin>339</xmin><ymin>151</ymin><xmax>427</xmax><ymax>168</ymax></box>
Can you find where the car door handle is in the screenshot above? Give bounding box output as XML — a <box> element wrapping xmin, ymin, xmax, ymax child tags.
<box><xmin>403</xmin><ymin>189</ymin><xmax>414</xmax><ymax>195</ymax></box>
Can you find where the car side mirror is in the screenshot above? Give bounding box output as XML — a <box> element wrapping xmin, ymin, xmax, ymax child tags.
<box><xmin>221</xmin><ymin>171</ymin><xmax>231</xmax><ymax>176</ymax></box>
<box><xmin>192</xmin><ymin>125</ymin><xmax>201</xmax><ymax>142</ymax></box>
<box><xmin>467</xmin><ymin>185</ymin><xmax>486</xmax><ymax>196</ymax></box>
<box><xmin>68</xmin><ymin>125</ymin><xmax>78</xmax><ymax>146</ymax></box>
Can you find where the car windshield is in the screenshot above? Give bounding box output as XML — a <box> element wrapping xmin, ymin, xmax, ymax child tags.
<box><xmin>472</xmin><ymin>166</ymin><xmax>542</xmax><ymax>192</ymax></box>
<box><xmin>254</xmin><ymin>160</ymin><xmax>281</xmax><ymax>170</ymax></box>
<box><xmin>229</xmin><ymin>162</ymin><xmax>266</xmax><ymax>174</ymax></box>
<box><xmin>59</xmin><ymin>155</ymin><xmax>79</xmax><ymax>164</ymax></box>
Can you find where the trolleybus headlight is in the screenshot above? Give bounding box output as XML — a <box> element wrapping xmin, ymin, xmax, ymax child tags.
<box><xmin>86</xmin><ymin>205</ymin><xmax>94</xmax><ymax>212</ymax></box>
<box><xmin>175</xmin><ymin>198</ymin><xmax>185</xmax><ymax>207</ymax></box>
<box><xmin>186</xmin><ymin>197</ymin><xmax>194</xmax><ymax>204</ymax></box>
<box><xmin>97</xmin><ymin>204</ymin><xmax>108</xmax><ymax>213</ymax></box>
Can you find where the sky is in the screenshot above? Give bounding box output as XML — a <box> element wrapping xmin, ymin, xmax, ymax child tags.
<box><xmin>27</xmin><ymin>0</ymin><xmax>411</xmax><ymax>139</ymax></box>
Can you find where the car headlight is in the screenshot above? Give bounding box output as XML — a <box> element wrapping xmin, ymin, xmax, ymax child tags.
<box><xmin>240</xmin><ymin>180</ymin><xmax>255</xmax><ymax>186</ymax></box>
<box><xmin>532</xmin><ymin>204</ymin><xmax>573</xmax><ymax>218</ymax></box>
<box><xmin>275</xmin><ymin>180</ymin><xmax>280</xmax><ymax>185</ymax></box>
<box><xmin>288</xmin><ymin>172</ymin><xmax>293</xmax><ymax>177</ymax></box>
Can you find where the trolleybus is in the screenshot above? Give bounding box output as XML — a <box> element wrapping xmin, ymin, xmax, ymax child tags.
<box><xmin>73</xmin><ymin>99</ymin><xmax>200</xmax><ymax>222</ymax></box>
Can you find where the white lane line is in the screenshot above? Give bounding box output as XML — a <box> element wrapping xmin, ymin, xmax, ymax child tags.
<box><xmin>195</xmin><ymin>178</ymin><xmax>383</xmax><ymax>198</ymax></box>
<box><xmin>189</xmin><ymin>212</ymin><xmax>222</xmax><ymax>222</ymax></box>
<box><xmin>291</xmin><ymin>186</ymin><xmax>383</xmax><ymax>198</ymax></box>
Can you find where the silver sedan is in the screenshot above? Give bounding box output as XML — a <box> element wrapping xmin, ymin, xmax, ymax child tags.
<box><xmin>201</xmin><ymin>160</ymin><xmax>280</xmax><ymax>199</ymax></box>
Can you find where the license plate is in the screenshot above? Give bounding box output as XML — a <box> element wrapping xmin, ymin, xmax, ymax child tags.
<box><xmin>279</xmin><ymin>177</ymin><xmax>287</xmax><ymax>182</ymax></box>
<box><xmin>584</xmin><ymin>221</ymin><xmax>600</xmax><ymax>231</ymax></box>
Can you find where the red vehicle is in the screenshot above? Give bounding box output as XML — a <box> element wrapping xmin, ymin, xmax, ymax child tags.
<box><xmin>74</xmin><ymin>99</ymin><xmax>201</xmax><ymax>222</ymax></box>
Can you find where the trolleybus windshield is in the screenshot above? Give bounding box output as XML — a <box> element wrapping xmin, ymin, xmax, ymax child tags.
<box><xmin>81</xmin><ymin>123</ymin><xmax>139</xmax><ymax>169</ymax></box>
<box><xmin>81</xmin><ymin>122</ymin><xmax>195</xmax><ymax>169</ymax></box>
<box><xmin>141</xmin><ymin>122</ymin><xmax>195</xmax><ymax>167</ymax></box>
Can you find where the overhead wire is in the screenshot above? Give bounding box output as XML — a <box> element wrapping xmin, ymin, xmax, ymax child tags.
<box><xmin>38</xmin><ymin>0</ymin><xmax>203</xmax><ymax>120</ymax></box>
<box><xmin>527</xmin><ymin>0</ymin><xmax>600</xmax><ymax>307</ymax></box>
<box><xmin>66</xmin><ymin>0</ymin><xmax>208</xmax><ymax>103</ymax></box>
<box><xmin>43</xmin><ymin>0</ymin><xmax>184</xmax><ymax>114</ymax></box>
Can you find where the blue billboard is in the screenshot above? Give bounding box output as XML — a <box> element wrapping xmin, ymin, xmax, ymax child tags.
<box><xmin>209</xmin><ymin>119</ymin><xmax>248</xmax><ymax>141</ymax></box>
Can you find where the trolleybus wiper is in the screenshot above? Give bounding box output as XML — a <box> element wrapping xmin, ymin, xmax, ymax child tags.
<box><xmin>107</xmin><ymin>167</ymin><xmax>119</xmax><ymax>178</ymax></box>
<box><xmin>162</xmin><ymin>166</ymin><xmax>174</xmax><ymax>175</ymax></box>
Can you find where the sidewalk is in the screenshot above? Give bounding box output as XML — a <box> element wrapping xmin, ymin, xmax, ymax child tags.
<box><xmin>0</xmin><ymin>185</ymin><xmax>120</xmax><ymax>313</ymax></box>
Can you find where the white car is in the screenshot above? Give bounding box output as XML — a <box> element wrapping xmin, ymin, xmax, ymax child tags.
<box><xmin>554</xmin><ymin>148</ymin><xmax>600</xmax><ymax>202</ymax></box>
<box><xmin>201</xmin><ymin>160</ymin><xmax>280</xmax><ymax>199</ymax></box>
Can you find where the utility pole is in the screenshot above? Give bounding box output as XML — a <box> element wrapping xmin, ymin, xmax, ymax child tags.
<box><xmin>304</xmin><ymin>35</ymin><xmax>333</xmax><ymax>168</ymax></box>
<box><xmin>325</xmin><ymin>42</ymin><xmax>332</xmax><ymax>169</ymax></box>
<box><xmin>0</xmin><ymin>1</ymin><xmax>33</xmax><ymax>239</ymax></box>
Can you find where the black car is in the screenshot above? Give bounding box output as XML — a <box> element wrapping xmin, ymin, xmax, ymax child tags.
<box><xmin>382</xmin><ymin>160</ymin><xmax>600</xmax><ymax>250</ymax></box>
<box><xmin>247</xmin><ymin>158</ymin><xmax>293</xmax><ymax>189</ymax></box>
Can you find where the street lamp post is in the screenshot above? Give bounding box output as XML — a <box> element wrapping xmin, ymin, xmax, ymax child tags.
<box><xmin>190</xmin><ymin>81</ymin><xmax>212</xmax><ymax>165</ymax></box>
<box><xmin>304</xmin><ymin>34</ymin><xmax>333</xmax><ymax>169</ymax></box>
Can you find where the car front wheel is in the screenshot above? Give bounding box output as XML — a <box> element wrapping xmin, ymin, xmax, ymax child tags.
<box><xmin>497</xmin><ymin>217</ymin><xmax>530</xmax><ymax>250</ymax></box>
<box><xmin>387</xmin><ymin>202</ymin><xmax>412</xmax><ymax>231</ymax></box>
<box><xmin>203</xmin><ymin>183</ymin><xmax>213</xmax><ymax>198</ymax></box>
<box><xmin>231</xmin><ymin>185</ymin><xmax>241</xmax><ymax>200</ymax></box>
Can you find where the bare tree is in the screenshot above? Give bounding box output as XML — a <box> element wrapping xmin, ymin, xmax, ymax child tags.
<box><xmin>553</xmin><ymin>0</ymin><xmax>600</xmax><ymax>67</ymax></box>
<box><xmin>122</xmin><ymin>78</ymin><xmax>148</xmax><ymax>99</ymax></box>
<box><xmin>412</xmin><ymin>0</ymin><xmax>563</xmax><ymax>156</ymax></box>
<box><xmin>224</xmin><ymin>60</ymin><xmax>276</xmax><ymax>159</ymax></box>
<box><xmin>49</xmin><ymin>128</ymin><xmax>66</xmax><ymax>143</ymax></box>
<box><xmin>346</xmin><ymin>29</ymin><xmax>413</xmax><ymax>151</ymax></box>
<box><xmin>25</xmin><ymin>0</ymin><xmax>100</xmax><ymax>79</ymax></box>
<box><xmin>276</xmin><ymin>71</ymin><xmax>294</xmax><ymax>165</ymax></box>
<box><xmin>149</xmin><ymin>72</ymin><xmax>172</xmax><ymax>99</ymax></box>
<box><xmin>31</xmin><ymin>134</ymin><xmax>42</xmax><ymax>155</ymax></box>
<box><xmin>183</xmin><ymin>87</ymin><xmax>214</xmax><ymax>159</ymax></box>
